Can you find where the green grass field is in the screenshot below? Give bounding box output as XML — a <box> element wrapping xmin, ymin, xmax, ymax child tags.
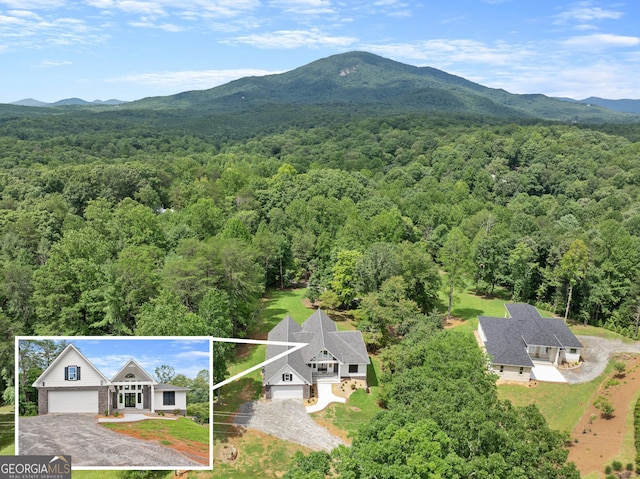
<box><xmin>0</xmin><ymin>405</ymin><xmax>14</xmax><ymax>454</ymax></box>
<box><xmin>103</xmin><ymin>417</ymin><xmax>209</xmax><ymax>444</ymax></box>
<box><xmin>312</xmin><ymin>356</ymin><xmax>383</xmax><ymax>438</ymax></box>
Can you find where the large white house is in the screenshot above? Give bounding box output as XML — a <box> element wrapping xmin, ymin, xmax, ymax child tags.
<box><xmin>32</xmin><ymin>343</ymin><xmax>189</xmax><ymax>415</ymax></box>
<box><xmin>478</xmin><ymin>303</ymin><xmax>583</xmax><ymax>382</ymax></box>
<box><xmin>263</xmin><ymin>310</ymin><xmax>370</xmax><ymax>400</ymax></box>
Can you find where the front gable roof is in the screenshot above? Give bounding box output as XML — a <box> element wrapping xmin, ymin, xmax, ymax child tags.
<box><xmin>263</xmin><ymin>315</ymin><xmax>311</xmax><ymax>385</ymax></box>
<box><xmin>111</xmin><ymin>359</ymin><xmax>156</xmax><ymax>383</ymax></box>
<box><xmin>263</xmin><ymin>310</ymin><xmax>370</xmax><ymax>386</ymax></box>
<box><xmin>32</xmin><ymin>343</ymin><xmax>111</xmax><ymax>387</ymax></box>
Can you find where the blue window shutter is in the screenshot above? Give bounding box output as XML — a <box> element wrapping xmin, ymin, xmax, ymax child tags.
<box><xmin>64</xmin><ymin>366</ymin><xmax>68</xmax><ymax>380</ymax></box>
<box><xmin>77</xmin><ymin>366</ymin><xmax>81</xmax><ymax>380</ymax></box>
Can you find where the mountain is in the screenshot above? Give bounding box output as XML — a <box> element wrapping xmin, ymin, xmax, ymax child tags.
<box><xmin>9</xmin><ymin>98</ymin><xmax>126</xmax><ymax>107</ymax></box>
<box><xmin>578</xmin><ymin>97</ymin><xmax>640</xmax><ymax>115</ymax></box>
<box><xmin>10</xmin><ymin>98</ymin><xmax>49</xmax><ymax>107</ymax></box>
<box><xmin>126</xmin><ymin>51</ymin><xmax>639</xmax><ymax>123</ymax></box>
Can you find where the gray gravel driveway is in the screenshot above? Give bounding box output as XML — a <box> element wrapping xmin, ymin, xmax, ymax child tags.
<box><xmin>233</xmin><ymin>400</ymin><xmax>345</xmax><ymax>451</ymax></box>
<box><xmin>561</xmin><ymin>335</ymin><xmax>640</xmax><ymax>384</ymax></box>
<box><xmin>19</xmin><ymin>414</ymin><xmax>202</xmax><ymax>467</ymax></box>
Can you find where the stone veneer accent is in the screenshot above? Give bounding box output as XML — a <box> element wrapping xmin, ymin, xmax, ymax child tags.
<box><xmin>38</xmin><ymin>388</ymin><xmax>49</xmax><ymax>415</ymax></box>
<box><xmin>37</xmin><ymin>387</ymin><xmax>108</xmax><ymax>415</ymax></box>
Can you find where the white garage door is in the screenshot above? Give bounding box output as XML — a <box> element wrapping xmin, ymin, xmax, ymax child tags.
<box><xmin>48</xmin><ymin>390</ymin><xmax>99</xmax><ymax>413</ymax></box>
<box><xmin>271</xmin><ymin>385</ymin><xmax>304</xmax><ymax>399</ymax></box>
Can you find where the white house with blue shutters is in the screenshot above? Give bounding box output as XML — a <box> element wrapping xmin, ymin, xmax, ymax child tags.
<box><xmin>32</xmin><ymin>343</ymin><xmax>189</xmax><ymax>415</ymax></box>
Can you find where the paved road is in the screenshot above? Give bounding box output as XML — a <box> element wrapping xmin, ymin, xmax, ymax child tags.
<box><xmin>561</xmin><ymin>336</ymin><xmax>640</xmax><ymax>384</ymax></box>
<box><xmin>233</xmin><ymin>400</ymin><xmax>345</xmax><ymax>451</ymax></box>
<box><xmin>19</xmin><ymin>414</ymin><xmax>202</xmax><ymax>468</ymax></box>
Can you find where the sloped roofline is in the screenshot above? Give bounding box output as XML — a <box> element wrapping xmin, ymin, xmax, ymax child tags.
<box><xmin>111</xmin><ymin>358</ymin><xmax>157</xmax><ymax>383</ymax></box>
<box><xmin>32</xmin><ymin>343</ymin><xmax>111</xmax><ymax>387</ymax></box>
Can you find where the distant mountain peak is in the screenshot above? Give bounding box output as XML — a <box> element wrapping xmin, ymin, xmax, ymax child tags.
<box><xmin>10</xmin><ymin>98</ymin><xmax>127</xmax><ymax>107</ymax></box>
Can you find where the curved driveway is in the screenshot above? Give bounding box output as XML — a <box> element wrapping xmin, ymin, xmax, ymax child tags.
<box><xmin>19</xmin><ymin>414</ymin><xmax>202</xmax><ymax>468</ymax></box>
<box><xmin>561</xmin><ymin>335</ymin><xmax>640</xmax><ymax>384</ymax></box>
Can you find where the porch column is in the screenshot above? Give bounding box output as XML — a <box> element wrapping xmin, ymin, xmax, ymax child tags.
<box><xmin>553</xmin><ymin>348</ymin><xmax>560</xmax><ymax>365</ymax></box>
<box><xmin>150</xmin><ymin>385</ymin><xmax>155</xmax><ymax>412</ymax></box>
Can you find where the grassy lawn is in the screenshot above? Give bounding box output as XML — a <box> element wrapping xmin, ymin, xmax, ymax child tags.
<box><xmin>103</xmin><ymin>417</ymin><xmax>209</xmax><ymax>443</ymax></box>
<box><xmin>0</xmin><ymin>405</ymin><xmax>15</xmax><ymax>454</ymax></box>
<box><xmin>312</xmin><ymin>356</ymin><xmax>383</xmax><ymax>439</ymax></box>
<box><xmin>498</xmin><ymin>376</ymin><xmax>605</xmax><ymax>433</ymax></box>
<box><xmin>103</xmin><ymin>417</ymin><xmax>209</xmax><ymax>465</ymax></box>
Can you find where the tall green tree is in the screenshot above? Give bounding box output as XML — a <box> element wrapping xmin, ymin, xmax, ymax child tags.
<box><xmin>439</xmin><ymin>228</ymin><xmax>472</xmax><ymax>319</ymax></box>
<box><xmin>560</xmin><ymin>239</ymin><xmax>589</xmax><ymax>322</ymax></box>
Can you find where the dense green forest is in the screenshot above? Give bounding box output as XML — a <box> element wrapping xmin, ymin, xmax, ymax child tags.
<box><xmin>2</xmin><ymin>100</ymin><xmax>640</xmax><ymax>476</ymax></box>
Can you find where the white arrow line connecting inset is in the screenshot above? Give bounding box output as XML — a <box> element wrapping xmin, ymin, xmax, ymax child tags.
<box><xmin>212</xmin><ymin>338</ymin><xmax>307</xmax><ymax>391</ymax></box>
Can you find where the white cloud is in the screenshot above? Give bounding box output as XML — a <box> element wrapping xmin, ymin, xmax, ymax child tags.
<box><xmin>563</xmin><ymin>33</ymin><xmax>640</xmax><ymax>50</ymax></box>
<box><xmin>554</xmin><ymin>5</ymin><xmax>624</xmax><ymax>24</ymax></box>
<box><xmin>38</xmin><ymin>59</ymin><xmax>72</xmax><ymax>66</ymax></box>
<box><xmin>108</xmin><ymin>68</ymin><xmax>278</xmax><ymax>89</ymax></box>
<box><xmin>128</xmin><ymin>20</ymin><xmax>184</xmax><ymax>31</ymax></box>
<box><xmin>227</xmin><ymin>28</ymin><xmax>358</xmax><ymax>49</ymax></box>
<box><xmin>0</xmin><ymin>0</ymin><xmax>65</xmax><ymax>8</ymax></box>
<box><xmin>365</xmin><ymin>39</ymin><xmax>534</xmax><ymax>67</ymax></box>
<box><xmin>174</xmin><ymin>350</ymin><xmax>211</xmax><ymax>359</ymax></box>
<box><xmin>269</xmin><ymin>0</ymin><xmax>336</xmax><ymax>16</ymax></box>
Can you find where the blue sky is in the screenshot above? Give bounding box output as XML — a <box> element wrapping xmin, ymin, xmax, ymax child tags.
<box><xmin>0</xmin><ymin>0</ymin><xmax>639</xmax><ymax>103</ymax></box>
<box><xmin>45</xmin><ymin>338</ymin><xmax>211</xmax><ymax>380</ymax></box>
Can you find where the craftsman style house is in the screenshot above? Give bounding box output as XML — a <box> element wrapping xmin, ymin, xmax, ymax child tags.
<box><xmin>478</xmin><ymin>303</ymin><xmax>583</xmax><ymax>382</ymax></box>
<box><xmin>32</xmin><ymin>344</ymin><xmax>189</xmax><ymax>415</ymax></box>
<box><xmin>263</xmin><ymin>310</ymin><xmax>370</xmax><ymax>399</ymax></box>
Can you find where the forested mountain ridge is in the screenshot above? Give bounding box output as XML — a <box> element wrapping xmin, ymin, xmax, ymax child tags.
<box><xmin>2</xmin><ymin>51</ymin><xmax>639</xmax><ymax>127</ymax></box>
<box><xmin>123</xmin><ymin>51</ymin><xmax>638</xmax><ymax>123</ymax></box>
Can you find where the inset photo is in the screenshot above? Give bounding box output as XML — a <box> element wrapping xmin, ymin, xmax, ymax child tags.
<box><xmin>16</xmin><ymin>336</ymin><xmax>212</xmax><ymax>470</ymax></box>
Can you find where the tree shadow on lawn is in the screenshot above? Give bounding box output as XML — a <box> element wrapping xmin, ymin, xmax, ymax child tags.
<box><xmin>450</xmin><ymin>308</ymin><xmax>484</xmax><ymax>321</ymax></box>
<box><xmin>0</xmin><ymin>412</ymin><xmax>15</xmax><ymax>451</ymax></box>
<box><xmin>366</xmin><ymin>363</ymin><xmax>379</xmax><ymax>388</ymax></box>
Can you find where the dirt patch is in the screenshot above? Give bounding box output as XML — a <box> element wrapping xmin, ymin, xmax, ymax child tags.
<box><xmin>443</xmin><ymin>317</ymin><xmax>466</xmax><ymax>328</ymax></box>
<box><xmin>332</xmin><ymin>379</ymin><xmax>367</xmax><ymax>399</ymax></box>
<box><xmin>103</xmin><ymin>422</ymin><xmax>209</xmax><ymax>466</ymax></box>
<box><xmin>568</xmin><ymin>355</ymin><xmax>640</xmax><ymax>476</ymax></box>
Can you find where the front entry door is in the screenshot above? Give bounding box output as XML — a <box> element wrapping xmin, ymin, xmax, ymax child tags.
<box><xmin>125</xmin><ymin>393</ymin><xmax>136</xmax><ymax>407</ymax></box>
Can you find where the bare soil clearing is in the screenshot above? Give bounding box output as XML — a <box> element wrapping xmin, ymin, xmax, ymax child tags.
<box><xmin>567</xmin><ymin>355</ymin><xmax>640</xmax><ymax>477</ymax></box>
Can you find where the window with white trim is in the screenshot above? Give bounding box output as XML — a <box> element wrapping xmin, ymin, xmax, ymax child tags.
<box><xmin>282</xmin><ymin>373</ymin><xmax>292</xmax><ymax>382</ymax></box>
<box><xmin>348</xmin><ymin>364</ymin><xmax>358</xmax><ymax>374</ymax></box>
<box><xmin>64</xmin><ymin>365</ymin><xmax>80</xmax><ymax>381</ymax></box>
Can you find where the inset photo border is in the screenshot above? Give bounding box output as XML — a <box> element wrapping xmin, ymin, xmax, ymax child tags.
<box><xmin>15</xmin><ymin>336</ymin><xmax>213</xmax><ymax>471</ymax></box>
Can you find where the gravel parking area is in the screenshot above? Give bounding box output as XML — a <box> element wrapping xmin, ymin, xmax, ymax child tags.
<box><xmin>19</xmin><ymin>414</ymin><xmax>201</xmax><ymax>468</ymax></box>
<box><xmin>233</xmin><ymin>400</ymin><xmax>345</xmax><ymax>451</ymax></box>
<box><xmin>561</xmin><ymin>335</ymin><xmax>640</xmax><ymax>384</ymax></box>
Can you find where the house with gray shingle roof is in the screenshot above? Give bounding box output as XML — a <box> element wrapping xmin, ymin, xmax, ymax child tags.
<box><xmin>263</xmin><ymin>310</ymin><xmax>370</xmax><ymax>400</ymax></box>
<box><xmin>478</xmin><ymin>303</ymin><xmax>582</xmax><ymax>382</ymax></box>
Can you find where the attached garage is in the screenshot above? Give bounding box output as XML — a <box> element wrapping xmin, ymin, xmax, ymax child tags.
<box><xmin>48</xmin><ymin>389</ymin><xmax>99</xmax><ymax>413</ymax></box>
<box><xmin>269</xmin><ymin>385</ymin><xmax>304</xmax><ymax>399</ymax></box>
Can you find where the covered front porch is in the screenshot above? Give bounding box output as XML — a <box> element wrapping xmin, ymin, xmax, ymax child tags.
<box><xmin>310</xmin><ymin>360</ymin><xmax>340</xmax><ymax>383</ymax></box>
<box><xmin>527</xmin><ymin>345</ymin><xmax>560</xmax><ymax>365</ymax></box>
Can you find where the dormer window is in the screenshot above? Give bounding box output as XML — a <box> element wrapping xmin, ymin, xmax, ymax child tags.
<box><xmin>65</xmin><ymin>365</ymin><xmax>80</xmax><ymax>381</ymax></box>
